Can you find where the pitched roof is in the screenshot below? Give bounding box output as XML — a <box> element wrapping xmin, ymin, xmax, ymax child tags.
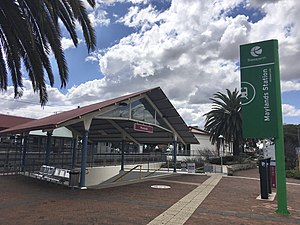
<box><xmin>0</xmin><ymin>114</ymin><xmax>35</xmax><ymax>131</ymax></box>
<box><xmin>0</xmin><ymin>87</ymin><xmax>198</xmax><ymax>144</ymax></box>
<box><xmin>0</xmin><ymin>89</ymin><xmax>147</xmax><ymax>134</ymax></box>
<box><xmin>189</xmin><ymin>126</ymin><xmax>210</xmax><ymax>136</ymax></box>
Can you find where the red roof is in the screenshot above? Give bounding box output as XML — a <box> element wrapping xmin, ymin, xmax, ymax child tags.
<box><xmin>0</xmin><ymin>114</ymin><xmax>35</xmax><ymax>131</ymax></box>
<box><xmin>0</xmin><ymin>87</ymin><xmax>199</xmax><ymax>144</ymax></box>
<box><xmin>0</xmin><ymin>88</ymin><xmax>156</xmax><ymax>134</ymax></box>
<box><xmin>189</xmin><ymin>126</ymin><xmax>210</xmax><ymax>136</ymax></box>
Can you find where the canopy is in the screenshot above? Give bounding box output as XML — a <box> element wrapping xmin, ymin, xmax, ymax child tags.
<box><xmin>0</xmin><ymin>87</ymin><xmax>198</xmax><ymax>145</ymax></box>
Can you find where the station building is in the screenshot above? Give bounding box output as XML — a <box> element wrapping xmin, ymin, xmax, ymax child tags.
<box><xmin>0</xmin><ymin>87</ymin><xmax>199</xmax><ymax>187</ymax></box>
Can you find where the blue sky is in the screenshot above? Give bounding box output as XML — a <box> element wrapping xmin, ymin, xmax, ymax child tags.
<box><xmin>1</xmin><ymin>0</ymin><xmax>300</xmax><ymax>127</ymax></box>
<box><xmin>58</xmin><ymin>0</ymin><xmax>172</xmax><ymax>90</ymax></box>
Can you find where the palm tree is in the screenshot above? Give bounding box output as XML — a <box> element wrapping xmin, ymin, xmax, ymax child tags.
<box><xmin>0</xmin><ymin>0</ymin><xmax>96</xmax><ymax>105</ymax></box>
<box><xmin>204</xmin><ymin>89</ymin><xmax>242</xmax><ymax>156</ymax></box>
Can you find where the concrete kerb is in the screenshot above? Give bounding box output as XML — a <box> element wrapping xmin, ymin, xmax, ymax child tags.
<box><xmin>89</xmin><ymin>172</ymin><xmax>179</xmax><ymax>190</ymax></box>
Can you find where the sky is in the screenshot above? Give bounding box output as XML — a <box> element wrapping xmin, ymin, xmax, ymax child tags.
<box><xmin>1</xmin><ymin>0</ymin><xmax>300</xmax><ymax>128</ymax></box>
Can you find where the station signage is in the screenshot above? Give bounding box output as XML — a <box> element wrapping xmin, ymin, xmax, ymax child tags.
<box><xmin>240</xmin><ymin>40</ymin><xmax>280</xmax><ymax>138</ymax></box>
<box><xmin>134</xmin><ymin>123</ymin><xmax>153</xmax><ymax>133</ymax></box>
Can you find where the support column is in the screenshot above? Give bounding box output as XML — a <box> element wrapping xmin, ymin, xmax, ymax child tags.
<box><xmin>91</xmin><ymin>143</ymin><xmax>95</xmax><ymax>167</ymax></box>
<box><xmin>139</xmin><ymin>144</ymin><xmax>143</xmax><ymax>154</ymax></box>
<box><xmin>21</xmin><ymin>134</ymin><xmax>28</xmax><ymax>172</ymax></box>
<box><xmin>173</xmin><ymin>134</ymin><xmax>177</xmax><ymax>173</ymax></box>
<box><xmin>45</xmin><ymin>131</ymin><xmax>53</xmax><ymax>165</ymax></box>
<box><xmin>80</xmin><ymin>117</ymin><xmax>92</xmax><ymax>188</ymax></box>
<box><xmin>71</xmin><ymin>137</ymin><xmax>77</xmax><ymax>169</ymax></box>
<box><xmin>80</xmin><ymin>130</ymin><xmax>89</xmax><ymax>188</ymax></box>
<box><xmin>121</xmin><ymin>139</ymin><xmax>125</xmax><ymax>171</ymax></box>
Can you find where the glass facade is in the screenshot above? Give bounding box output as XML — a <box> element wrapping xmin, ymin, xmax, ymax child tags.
<box><xmin>103</xmin><ymin>104</ymin><xmax>130</xmax><ymax>118</ymax></box>
<box><xmin>131</xmin><ymin>99</ymin><xmax>155</xmax><ymax>124</ymax></box>
<box><xmin>101</xmin><ymin>98</ymin><xmax>168</xmax><ymax>129</ymax></box>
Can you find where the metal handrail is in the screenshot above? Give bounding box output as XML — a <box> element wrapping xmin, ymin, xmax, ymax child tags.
<box><xmin>144</xmin><ymin>166</ymin><xmax>162</xmax><ymax>177</ymax></box>
<box><xmin>113</xmin><ymin>164</ymin><xmax>142</xmax><ymax>182</ymax></box>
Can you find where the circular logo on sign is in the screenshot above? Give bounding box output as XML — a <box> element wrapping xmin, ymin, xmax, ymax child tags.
<box><xmin>241</xmin><ymin>82</ymin><xmax>256</xmax><ymax>106</ymax></box>
<box><xmin>250</xmin><ymin>46</ymin><xmax>262</xmax><ymax>57</ymax></box>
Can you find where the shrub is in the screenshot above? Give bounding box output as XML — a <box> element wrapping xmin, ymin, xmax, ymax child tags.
<box><xmin>294</xmin><ymin>171</ymin><xmax>300</xmax><ymax>179</ymax></box>
<box><xmin>208</xmin><ymin>156</ymin><xmax>234</xmax><ymax>165</ymax></box>
<box><xmin>286</xmin><ymin>170</ymin><xmax>295</xmax><ymax>178</ymax></box>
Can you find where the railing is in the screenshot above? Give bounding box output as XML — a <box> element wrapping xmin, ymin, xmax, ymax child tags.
<box><xmin>0</xmin><ymin>141</ymin><xmax>166</xmax><ymax>175</ymax></box>
<box><xmin>90</xmin><ymin>153</ymin><xmax>165</xmax><ymax>167</ymax></box>
<box><xmin>113</xmin><ymin>165</ymin><xmax>142</xmax><ymax>182</ymax></box>
<box><xmin>144</xmin><ymin>165</ymin><xmax>162</xmax><ymax>177</ymax></box>
<box><xmin>0</xmin><ymin>143</ymin><xmax>22</xmax><ymax>175</ymax></box>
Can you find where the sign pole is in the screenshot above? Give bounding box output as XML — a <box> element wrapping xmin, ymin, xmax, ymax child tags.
<box><xmin>273</xmin><ymin>43</ymin><xmax>289</xmax><ymax>215</ymax></box>
<box><xmin>275</xmin><ymin>132</ymin><xmax>289</xmax><ymax>214</ymax></box>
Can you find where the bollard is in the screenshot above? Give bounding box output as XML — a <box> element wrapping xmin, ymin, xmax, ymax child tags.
<box><xmin>259</xmin><ymin>158</ymin><xmax>271</xmax><ymax>199</ymax></box>
<box><xmin>266</xmin><ymin>158</ymin><xmax>272</xmax><ymax>194</ymax></box>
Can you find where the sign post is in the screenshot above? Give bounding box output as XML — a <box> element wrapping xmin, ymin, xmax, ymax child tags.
<box><xmin>240</xmin><ymin>39</ymin><xmax>289</xmax><ymax>215</ymax></box>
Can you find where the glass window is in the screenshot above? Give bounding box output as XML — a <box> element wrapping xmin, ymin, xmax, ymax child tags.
<box><xmin>102</xmin><ymin>103</ymin><xmax>130</xmax><ymax>118</ymax></box>
<box><xmin>100</xmin><ymin>98</ymin><xmax>169</xmax><ymax>129</ymax></box>
<box><xmin>131</xmin><ymin>99</ymin><xmax>155</xmax><ymax>124</ymax></box>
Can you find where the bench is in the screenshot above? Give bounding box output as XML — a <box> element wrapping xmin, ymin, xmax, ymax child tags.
<box><xmin>31</xmin><ymin>165</ymin><xmax>71</xmax><ymax>185</ymax></box>
<box><xmin>47</xmin><ymin>168</ymin><xmax>70</xmax><ymax>184</ymax></box>
<box><xmin>32</xmin><ymin>165</ymin><xmax>55</xmax><ymax>179</ymax></box>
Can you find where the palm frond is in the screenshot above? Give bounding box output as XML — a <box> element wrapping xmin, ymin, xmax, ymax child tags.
<box><xmin>0</xmin><ymin>0</ymin><xmax>96</xmax><ymax>105</ymax></box>
<box><xmin>204</xmin><ymin>89</ymin><xmax>242</xmax><ymax>156</ymax></box>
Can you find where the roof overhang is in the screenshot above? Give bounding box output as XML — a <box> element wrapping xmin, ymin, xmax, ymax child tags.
<box><xmin>0</xmin><ymin>87</ymin><xmax>199</xmax><ymax>145</ymax></box>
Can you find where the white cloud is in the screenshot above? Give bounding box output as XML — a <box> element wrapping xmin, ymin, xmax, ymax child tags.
<box><xmin>0</xmin><ymin>80</ymin><xmax>73</xmax><ymax>119</ymax></box>
<box><xmin>88</xmin><ymin>9</ymin><xmax>110</xmax><ymax>27</ymax></box>
<box><xmin>281</xmin><ymin>81</ymin><xmax>300</xmax><ymax>92</ymax></box>
<box><xmin>282</xmin><ymin>104</ymin><xmax>300</xmax><ymax>117</ymax></box>
<box><xmin>91</xmin><ymin>0</ymin><xmax>300</xmax><ymax>126</ymax></box>
<box><xmin>248</xmin><ymin>0</ymin><xmax>300</xmax><ymax>82</ymax></box>
<box><xmin>61</xmin><ymin>37</ymin><xmax>82</xmax><ymax>50</ymax></box>
<box><xmin>118</xmin><ymin>5</ymin><xmax>161</xmax><ymax>31</ymax></box>
<box><xmin>96</xmin><ymin>0</ymin><xmax>246</xmax><ymax>106</ymax></box>
<box><xmin>1</xmin><ymin>0</ymin><xmax>300</xmax><ymax>128</ymax></box>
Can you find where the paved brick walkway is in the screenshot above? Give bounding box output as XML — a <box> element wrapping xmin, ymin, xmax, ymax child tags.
<box><xmin>148</xmin><ymin>174</ymin><xmax>222</xmax><ymax>225</ymax></box>
<box><xmin>1</xmin><ymin>170</ymin><xmax>300</xmax><ymax>225</ymax></box>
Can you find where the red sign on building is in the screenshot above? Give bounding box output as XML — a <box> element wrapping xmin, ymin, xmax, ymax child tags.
<box><xmin>134</xmin><ymin>123</ymin><xmax>153</xmax><ymax>133</ymax></box>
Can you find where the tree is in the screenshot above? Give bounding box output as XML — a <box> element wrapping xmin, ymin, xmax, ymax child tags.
<box><xmin>283</xmin><ymin>124</ymin><xmax>300</xmax><ymax>169</ymax></box>
<box><xmin>0</xmin><ymin>0</ymin><xmax>96</xmax><ymax>105</ymax></box>
<box><xmin>204</xmin><ymin>89</ymin><xmax>242</xmax><ymax>156</ymax></box>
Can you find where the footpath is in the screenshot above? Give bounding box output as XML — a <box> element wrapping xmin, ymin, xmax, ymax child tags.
<box><xmin>148</xmin><ymin>174</ymin><xmax>222</xmax><ymax>225</ymax></box>
<box><xmin>1</xmin><ymin>169</ymin><xmax>300</xmax><ymax>224</ymax></box>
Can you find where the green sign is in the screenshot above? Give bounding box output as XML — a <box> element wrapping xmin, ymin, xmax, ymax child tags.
<box><xmin>241</xmin><ymin>40</ymin><xmax>289</xmax><ymax>215</ymax></box>
<box><xmin>240</xmin><ymin>40</ymin><xmax>280</xmax><ymax>138</ymax></box>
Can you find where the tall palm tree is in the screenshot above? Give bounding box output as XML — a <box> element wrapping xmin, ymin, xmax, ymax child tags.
<box><xmin>204</xmin><ymin>89</ymin><xmax>242</xmax><ymax>156</ymax></box>
<box><xmin>0</xmin><ymin>0</ymin><xmax>96</xmax><ymax>105</ymax></box>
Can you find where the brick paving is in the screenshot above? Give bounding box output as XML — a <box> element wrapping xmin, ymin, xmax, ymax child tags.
<box><xmin>186</xmin><ymin>176</ymin><xmax>300</xmax><ymax>225</ymax></box>
<box><xmin>148</xmin><ymin>175</ymin><xmax>222</xmax><ymax>225</ymax></box>
<box><xmin>0</xmin><ymin>170</ymin><xmax>300</xmax><ymax>225</ymax></box>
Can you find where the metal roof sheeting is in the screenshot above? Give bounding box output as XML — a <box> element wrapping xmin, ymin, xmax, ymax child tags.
<box><xmin>0</xmin><ymin>87</ymin><xmax>198</xmax><ymax>144</ymax></box>
<box><xmin>0</xmin><ymin>114</ymin><xmax>35</xmax><ymax>131</ymax></box>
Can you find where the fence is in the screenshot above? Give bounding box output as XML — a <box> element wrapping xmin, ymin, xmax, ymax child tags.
<box><xmin>0</xmin><ymin>142</ymin><xmax>166</xmax><ymax>174</ymax></box>
<box><xmin>0</xmin><ymin>143</ymin><xmax>23</xmax><ymax>174</ymax></box>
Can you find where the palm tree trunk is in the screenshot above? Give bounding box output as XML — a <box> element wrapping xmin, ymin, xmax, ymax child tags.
<box><xmin>233</xmin><ymin>140</ymin><xmax>240</xmax><ymax>156</ymax></box>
